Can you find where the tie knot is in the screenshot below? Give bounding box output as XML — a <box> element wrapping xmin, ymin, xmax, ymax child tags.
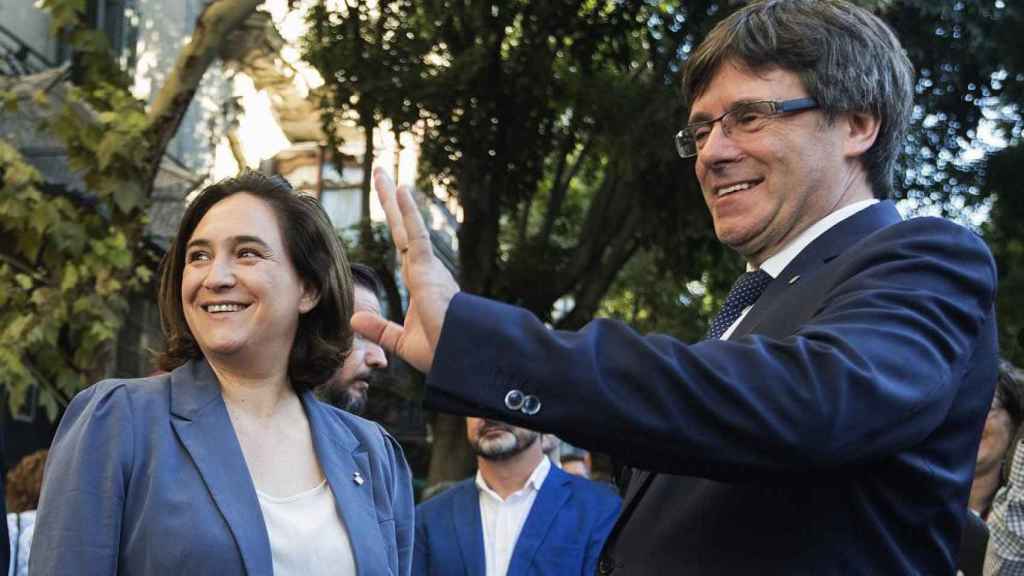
<box><xmin>728</xmin><ymin>269</ymin><xmax>773</xmax><ymax>310</ymax></box>
<box><xmin>704</xmin><ymin>269</ymin><xmax>773</xmax><ymax>340</ymax></box>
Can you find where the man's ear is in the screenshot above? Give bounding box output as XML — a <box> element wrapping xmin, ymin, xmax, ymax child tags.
<box><xmin>843</xmin><ymin>110</ymin><xmax>881</xmax><ymax>158</ymax></box>
<box><xmin>299</xmin><ymin>285</ymin><xmax>320</xmax><ymax>314</ymax></box>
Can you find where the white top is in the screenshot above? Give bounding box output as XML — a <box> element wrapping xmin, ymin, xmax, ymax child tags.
<box><xmin>720</xmin><ymin>199</ymin><xmax>880</xmax><ymax>340</ymax></box>
<box><xmin>475</xmin><ymin>456</ymin><xmax>552</xmax><ymax>576</ymax></box>
<box><xmin>256</xmin><ymin>479</ymin><xmax>357</xmax><ymax>576</ymax></box>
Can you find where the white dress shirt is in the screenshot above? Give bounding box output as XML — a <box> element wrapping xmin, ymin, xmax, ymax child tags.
<box><xmin>256</xmin><ymin>479</ymin><xmax>356</xmax><ymax>576</ymax></box>
<box><xmin>719</xmin><ymin>199</ymin><xmax>879</xmax><ymax>340</ymax></box>
<box><xmin>475</xmin><ymin>456</ymin><xmax>552</xmax><ymax>576</ymax></box>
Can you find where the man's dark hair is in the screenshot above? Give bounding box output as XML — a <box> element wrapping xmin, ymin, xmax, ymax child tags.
<box><xmin>997</xmin><ymin>359</ymin><xmax>1024</xmax><ymax>486</ymax></box>
<box><xmin>157</xmin><ymin>171</ymin><xmax>353</xmax><ymax>392</ymax></box>
<box><xmin>682</xmin><ymin>0</ymin><xmax>914</xmax><ymax>199</ymax></box>
<box><xmin>351</xmin><ymin>262</ymin><xmax>384</xmax><ymax>303</ymax></box>
<box><xmin>998</xmin><ymin>359</ymin><xmax>1024</xmax><ymax>436</ymax></box>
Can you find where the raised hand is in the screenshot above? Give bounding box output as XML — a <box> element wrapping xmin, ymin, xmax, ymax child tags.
<box><xmin>350</xmin><ymin>168</ymin><xmax>460</xmax><ymax>373</ymax></box>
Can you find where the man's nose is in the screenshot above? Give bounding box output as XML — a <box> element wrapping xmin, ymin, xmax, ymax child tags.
<box><xmin>697</xmin><ymin>122</ymin><xmax>743</xmax><ymax>168</ymax></box>
<box><xmin>365</xmin><ymin>340</ymin><xmax>388</xmax><ymax>369</ymax></box>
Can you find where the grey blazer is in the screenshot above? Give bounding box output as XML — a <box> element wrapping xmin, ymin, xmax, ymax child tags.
<box><xmin>29</xmin><ymin>359</ymin><xmax>414</xmax><ymax>576</ymax></box>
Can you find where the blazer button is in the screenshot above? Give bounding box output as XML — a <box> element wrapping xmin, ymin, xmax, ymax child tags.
<box><xmin>521</xmin><ymin>394</ymin><xmax>541</xmax><ymax>415</ymax></box>
<box><xmin>504</xmin><ymin>389</ymin><xmax>525</xmax><ymax>411</ymax></box>
<box><xmin>598</xmin><ymin>557</ymin><xmax>615</xmax><ymax>575</ymax></box>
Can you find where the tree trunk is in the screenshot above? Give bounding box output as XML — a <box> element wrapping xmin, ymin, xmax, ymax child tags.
<box><xmin>360</xmin><ymin>112</ymin><xmax>375</xmax><ymax>247</ymax></box>
<box><xmin>426</xmin><ymin>413</ymin><xmax>476</xmax><ymax>487</ymax></box>
<box><xmin>143</xmin><ymin>0</ymin><xmax>264</xmax><ymax>191</ymax></box>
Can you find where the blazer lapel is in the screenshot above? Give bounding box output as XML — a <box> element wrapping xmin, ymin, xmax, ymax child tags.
<box><xmin>610</xmin><ymin>202</ymin><xmax>904</xmax><ymax>539</ymax></box>
<box><xmin>506</xmin><ymin>467</ymin><xmax>572</xmax><ymax>576</ymax></box>
<box><xmin>452</xmin><ymin>481</ymin><xmax>486</xmax><ymax>576</ymax></box>
<box><xmin>733</xmin><ymin>201</ymin><xmax>903</xmax><ymax>338</ymax></box>
<box><xmin>302</xmin><ymin>393</ymin><xmax>388</xmax><ymax>576</ymax></box>
<box><xmin>169</xmin><ymin>360</ymin><xmax>273</xmax><ymax>576</ymax></box>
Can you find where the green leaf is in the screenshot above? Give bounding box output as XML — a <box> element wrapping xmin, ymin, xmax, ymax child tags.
<box><xmin>112</xmin><ymin>184</ymin><xmax>140</xmax><ymax>214</ymax></box>
<box><xmin>32</xmin><ymin>90</ymin><xmax>50</xmax><ymax>107</ymax></box>
<box><xmin>1</xmin><ymin>91</ymin><xmax>17</xmax><ymax>114</ymax></box>
<box><xmin>135</xmin><ymin>265</ymin><xmax>153</xmax><ymax>283</ymax></box>
<box><xmin>61</xmin><ymin>263</ymin><xmax>80</xmax><ymax>291</ymax></box>
<box><xmin>15</xmin><ymin>274</ymin><xmax>33</xmax><ymax>290</ymax></box>
<box><xmin>5</xmin><ymin>315</ymin><xmax>32</xmax><ymax>341</ymax></box>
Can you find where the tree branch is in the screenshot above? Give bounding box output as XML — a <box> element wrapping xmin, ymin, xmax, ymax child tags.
<box><xmin>0</xmin><ymin>250</ymin><xmax>40</xmax><ymax>278</ymax></box>
<box><xmin>540</xmin><ymin>132</ymin><xmax>592</xmax><ymax>248</ymax></box>
<box><xmin>556</xmin><ymin>205</ymin><xmax>642</xmax><ymax>330</ymax></box>
<box><xmin>144</xmin><ymin>0</ymin><xmax>264</xmax><ymax>185</ymax></box>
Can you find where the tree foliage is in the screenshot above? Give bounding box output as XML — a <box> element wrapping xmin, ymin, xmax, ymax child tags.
<box><xmin>0</xmin><ymin>0</ymin><xmax>264</xmax><ymax>417</ymax></box>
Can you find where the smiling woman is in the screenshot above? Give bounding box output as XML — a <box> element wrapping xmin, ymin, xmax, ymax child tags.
<box><xmin>158</xmin><ymin>173</ymin><xmax>352</xmax><ymax>391</ymax></box>
<box><xmin>30</xmin><ymin>172</ymin><xmax>414</xmax><ymax>576</ymax></box>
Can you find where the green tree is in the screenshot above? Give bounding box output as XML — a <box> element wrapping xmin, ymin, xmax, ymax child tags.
<box><xmin>0</xmin><ymin>0</ymin><xmax>266</xmax><ymax>418</ymax></box>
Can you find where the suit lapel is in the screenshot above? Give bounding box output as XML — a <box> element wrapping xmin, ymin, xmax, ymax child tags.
<box><xmin>169</xmin><ymin>360</ymin><xmax>273</xmax><ymax>576</ymax></box>
<box><xmin>733</xmin><ymin>201</ymin><xmax>902</xmax><ymax>338</ymax></box>
<box><xmin>608</xmin><ymin>202</ymin><xmax>905</xmax><ymax>542</ymax></box>
<box><xmin>452</xmin><ymin>481</ymin><xmax>486</xmax><ymax>576</ymax></box>
<box><xmin>302</xmin><ymin>393</ymin><xmax>388</xmax><ymax>576</ymax></box>
<box><xmin>506</xmin><ymin>467</ymin><xmax>572</xmax><ymax>576</ymax></box>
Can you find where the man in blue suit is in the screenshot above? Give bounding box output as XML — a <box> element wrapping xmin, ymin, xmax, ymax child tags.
<box><xmin>356</xmin><ymin>0</ymin><xmax>999</xmax><ymax>573</ymax></box>
<box><xmin>413</xmin><ymin>417</ymin><xmax>620</xmax><ymax>576</ymax></box>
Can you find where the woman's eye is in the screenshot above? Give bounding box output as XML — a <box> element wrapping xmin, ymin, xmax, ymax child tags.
<box><xmin>238</xmin><ymin>248</ymin><xmax>261</xmax><ymax>258</ymax></box>
<box><xmin>186</xmin><ymin>251</ymin><xmax>209</xmax><ymax>263</ymax></box>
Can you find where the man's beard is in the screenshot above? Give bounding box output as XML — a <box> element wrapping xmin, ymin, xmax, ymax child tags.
<box><xmin>472</xmin><ymin>422</ymin><xmax>539</xmax><ymax>461</ymax></box>
<box><xmin>318</xmin><ymin>370</ymin><xmax>379</xmax><ymax>415</ymax></box>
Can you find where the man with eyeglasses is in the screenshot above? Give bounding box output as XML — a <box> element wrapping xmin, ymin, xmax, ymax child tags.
<box><xmin>356</xmin><ymin>0</ymin><xmax>998</xmax><ymax>573</ymax></box>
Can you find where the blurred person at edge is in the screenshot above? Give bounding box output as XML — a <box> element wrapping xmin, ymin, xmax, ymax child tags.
<box><xmin>960</xmin><ymin>361</ymin><xmax>1024</xmax><ymax>574</ymax></box>
<box><xmin>979</xmin><ymin>363</ymin><xmax>1024</xmax><ymax>575</ymax></box>
<box><xmin>561</xmin><ymin>452</ymin><xmax>591</xmax><ymax>480</ymax></box>
<box><xmin>29</xmin><ymin>172</ymin><xmax>413</xmax><ymax>576</ymax></box>
<box><xmin>972</xmin><ymin>361</ymin><xmax>1024</xmax><ymax>520</ymax></box>
<box><xmin>7</xmin><ymin>450</ymin><xmax>47</xmax><ymax>576</ymax></box>
<box><xmin>319</xmin><ymin>263</ymin><xmax>389</xmax><ymax>415</ymax></box>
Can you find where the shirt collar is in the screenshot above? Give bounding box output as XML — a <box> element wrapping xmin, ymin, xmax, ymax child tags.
<box><xmin>475</xmin><ymin>455</ymin><xmax>552</xmax><ymax>501</ymax></box>
<box><xmin>756</xmin><ymin>199</ymin><xmax>879</xmax><ymax>278</ymax></box>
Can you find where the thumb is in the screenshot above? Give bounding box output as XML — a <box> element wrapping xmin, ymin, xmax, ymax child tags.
<box><xmin>351</xmin><ymin>311</ymin><xmax>404</xmax><ymax>355</ymax></box>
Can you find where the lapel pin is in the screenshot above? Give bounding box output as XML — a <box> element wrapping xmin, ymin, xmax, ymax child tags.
<box><xmin>353</xmin><ymin>471</ymin><xmax>364</xmax><ymax>486</ymax></box>
<box><xmin>788</xmin><ymin>275</ymin><xmax>800</xmax><ymax>285</ymax></box>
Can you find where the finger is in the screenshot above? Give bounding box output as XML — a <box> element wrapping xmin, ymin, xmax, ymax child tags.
<box><xmin>394</xmin><ymin>184</ymin><xmax>432</xmax><ymax>256</ymax></box>
<box><xmin>373</xmin><ymin>167</ymin><xmax>408</xmax><ymax>253</ymax></box>
<box><xmin>351</xmin><ymin>310</ymin><xmax>404</xmax><ymax>355</ymax></box>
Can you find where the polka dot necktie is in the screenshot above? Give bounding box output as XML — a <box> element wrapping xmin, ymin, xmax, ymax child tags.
<box><xmin>704</xmin><ymin>269</ymin><xmax>773</xmax><ymax>340</ymax></box>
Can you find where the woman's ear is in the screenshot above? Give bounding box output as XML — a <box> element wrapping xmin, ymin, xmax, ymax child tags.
<box><xmin>298</xmin><ymin>285</ymin><xmax>320</xmax><ymax>314</ymax></box>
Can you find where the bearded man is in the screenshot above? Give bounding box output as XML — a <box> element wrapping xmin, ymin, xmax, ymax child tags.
<box><xmin>412</xmin><ymin>417</ymin><xmax>620</xmax><ymax>576</ymax></box>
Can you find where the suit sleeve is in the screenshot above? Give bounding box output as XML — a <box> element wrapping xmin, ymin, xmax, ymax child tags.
<box><xmin>29</xmin><ymin>381</ymin><xmax>134</xmax><ymax>575</ymax></box>
<box><xmin>425</xmin><ymin>218</ymin><xmax>997</xmax><ymax>478</ymax></box>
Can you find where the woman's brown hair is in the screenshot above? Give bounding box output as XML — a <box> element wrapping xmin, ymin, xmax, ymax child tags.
<box><xmin>156</xmin><ymin>171</ymin><xmax>353</xmax><ymax>392</ymax></box>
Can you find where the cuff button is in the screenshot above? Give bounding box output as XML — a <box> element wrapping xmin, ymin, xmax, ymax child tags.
<box><xmin>504</xmin><ymin>389</ymin><xmax>525</xmax><ymax>411</ymax></box>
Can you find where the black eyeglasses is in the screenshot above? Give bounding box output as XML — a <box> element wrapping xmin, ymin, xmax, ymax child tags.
<box><xmin>674</xmin><ymin>97</ymin><xmax>819</xmax><ymax>158</ymax></box>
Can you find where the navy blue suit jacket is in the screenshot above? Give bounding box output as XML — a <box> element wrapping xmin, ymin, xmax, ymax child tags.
<box><xmin>413</xmin><ymin>465</ymin><xmax>620</xmax><ymax>576</ymax></box>
<box><xmin>424</xmin><ymin>202</ymin><xmax>998</xmax><ymax>574</ymax></box>
<box><xmin>30</xmin><ymin>359</ymin><xmax>414</xmax><ymax>576</ymax></box>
